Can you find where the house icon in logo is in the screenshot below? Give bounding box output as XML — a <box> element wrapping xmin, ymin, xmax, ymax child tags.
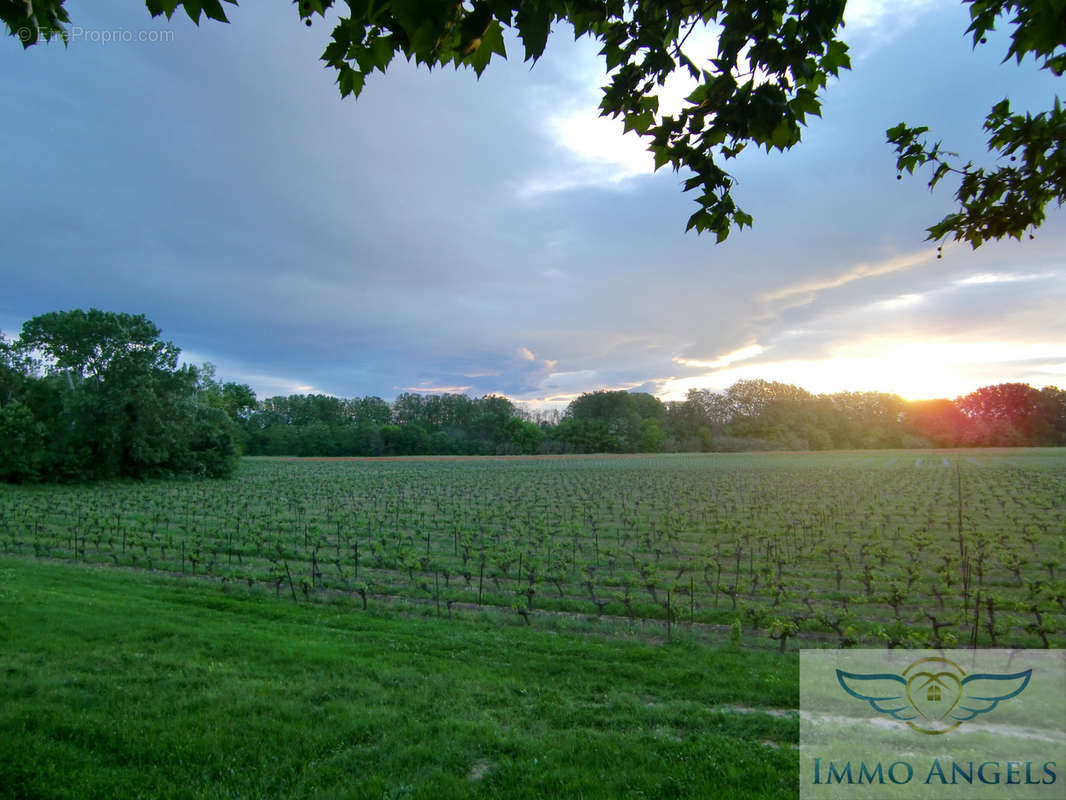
<box><xmin>836</xmin><ymin>656</ymin><xmax>1032</xmax><ymax>735</ymax></box>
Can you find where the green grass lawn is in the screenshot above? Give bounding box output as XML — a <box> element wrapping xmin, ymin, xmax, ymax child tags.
<box><xmin>0</xmin><ymin>557</ymin><xmax>798</xmax><ymax>799</ymax></box>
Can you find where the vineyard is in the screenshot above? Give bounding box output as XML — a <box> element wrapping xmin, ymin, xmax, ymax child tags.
<box><xmin>2</xmin><ymin>450</ymin><xmax>1064</xmax><ymax>650</ymax></box>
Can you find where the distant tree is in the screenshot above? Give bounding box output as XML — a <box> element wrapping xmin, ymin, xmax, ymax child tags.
<box><xmin>903</xmin><ymin>398</ymin><xmax>971</xmax><ymax>447</ymax></box>
<box><xmin>0</xmin><ymin>333</ymin><xmax>31</xmax><ymax>405</ymax></box>
<box><xmin>391</xmin><ymin>392</ymin><xmax>427</xmax><ymax>428</ymax></box>
<box><xmin>195</xmin><ymin>362</ymin><xmax>256</xmax><ymax>452</ymax></box>
<box><xmin>1038</xmin><ymin>386</ymin><xmax>1066</xmax><ymax>444</ymax></box>
<box><xmin>501</xmin><ymin>416</ymin><xmax>544</xmax><ymax>454</ymax></box>
<box><xmin>629</xmin><ymin>392</ymin><xmax>667</xmax><ymax>424</ymax></box>
<box><xmin>0</xmin><ymin>400</ymin><xmax>48</xmax><ymax>482</ymax></box>
<box><xmin>822</xmin><ymin>391</ymin><xmax>907</xmax><ymax>448</ymax></box>
<box><xmin>381</xmin><ymin>422</ymin><xmax>430</xmax><ymax>455</ymax></box>
<box><xmin>726</xmin><ymin>379</ymin><xmax>812</xmax><ymax>419</ymax></box>
<box><xmin>552</xmin><ymin>416</ymin><xmax>614</xmax><ymax>453</ymax></box>
<box><xmin>289</xmin><ymin>393</ymin><xmax>345</xmax><ymax>427</ymax></box>
<box><xmin>955</xmin><ymin>382</ymin><xmax>1051</xmax><ymax>445</ymax></box>
<box><xmin>638</xmin><ymin>418</ymin><xmax>665</xmax><ymax>453</ymax></box>
<box><xmin>568</xmin><ymin>390</ymin><xmax>628</xmax><ymax>423</ymax></box>
<box><xmin>685</xmin><ymin>388</ymin><xmax>733</xmax><ymax>433</ymax></box>
<box><xmin>347</xmin><ymin>419</ymin><xmax>385</xmax><ymax>455</ymax></box>
<box><xmin>471</xmin><ymin>394</ymin><xmax>518</xmax><ymax>443</ymax></box>
<box><xmin>565</xmin><ymin>390</ymin><xmax>665</xmax><ymax>452</ymax></box>
<box><xmin>349</xmin><ymin>395</ymin><xmax>391</xmax><ymax>426</ymax></box>
<box><xmin>725</xmin><ymin>379</ymin><xmax>816</xmax><ymax>445</ymax></box>
<box><xmin>254</xmin><ymin>395</ymin><xmax>293</xmax><ymax>427</ymax></box>
<box><xmin>437</xmin><ymin>393</ymin><xmax>478</xmax><ymax>431</ymax></box>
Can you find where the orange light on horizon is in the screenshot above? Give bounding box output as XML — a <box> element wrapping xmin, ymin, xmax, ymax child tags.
<box><xmin>659</xmin><ymin>339</ymin><xmax>1066</xmax><ymax>402</ymax></box>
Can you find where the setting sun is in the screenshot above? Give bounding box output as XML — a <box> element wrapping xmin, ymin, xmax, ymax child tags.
<box><xmin>661</xmin><ymin>338</ymin><xmax>1066</xmax><ymax>402</ymax></box>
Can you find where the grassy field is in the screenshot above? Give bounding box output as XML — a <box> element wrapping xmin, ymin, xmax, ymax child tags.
<box><xmin>0</xmin><ymin>558</ymin><xmax>797</xmax><ymax>799</ymax></box>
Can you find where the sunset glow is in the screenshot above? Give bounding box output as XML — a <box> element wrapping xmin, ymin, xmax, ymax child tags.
<box><xmin>660</xmin><ymin>338</ymin><xmax>1066</xmax><ymax>402</ymax></box>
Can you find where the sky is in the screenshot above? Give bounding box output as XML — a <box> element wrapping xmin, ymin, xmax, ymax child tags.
<box><xmin>2</xmin><ymin>0</ymin><xmax>1064</xmax><ymax>410</ymax></box>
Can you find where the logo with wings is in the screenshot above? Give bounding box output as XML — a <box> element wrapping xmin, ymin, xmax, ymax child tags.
<box><xmin>836</xmin><ymin>656</ymin><xmax>1031</xmax><ymax>735</ymax></box>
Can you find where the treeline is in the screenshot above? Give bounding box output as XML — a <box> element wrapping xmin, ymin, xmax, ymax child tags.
<box><xmin>665</xmin><ymin>380</ymin><xmax>1066</xmax><ymax>451</ymax></box>
<box><xmin>4</xmin><ymin>310</ymin><xmax>1065</xmax><ymax>484</ymax></box>
<box><xmin>0</xmin><ymin>310</ymin><xmax>247</xmax><ymax>482</ymax></box>
<box><xmin>241</xmin><ymin>379</ymin><xmax>1066</xmax><ymax>457</ymax></box>
<box><xmin>244</xmin><ymin>393</ymin><xmax>543</xmax><ymax>456</ymax></box>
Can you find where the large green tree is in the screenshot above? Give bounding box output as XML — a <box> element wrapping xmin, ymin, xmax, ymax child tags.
<box><xmin>4</xmin><ymin>1</ymin><xmax>1061</xmax><ymax>245</ymax></box>
<box><xmin>1</xmin><ymin>310</ymin><xmax>241</xmax><ymax>482</ymax></box>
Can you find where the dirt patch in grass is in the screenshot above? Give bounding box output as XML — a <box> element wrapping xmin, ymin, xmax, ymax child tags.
<box><xmin>468</xmin><ymin>759</ymin><xmax>493</xmax><ymax>781</ymax></box>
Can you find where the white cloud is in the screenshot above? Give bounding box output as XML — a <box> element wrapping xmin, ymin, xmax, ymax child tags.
<box><xmin>673</xmin><ymin>343</ymin><xmax>765</xmax><ymax>370</ymax></box>
<box><xmin>401</xmin><ymin>383</ymin><xmax>473</xmax><ymax>394</ymax></box>
<box><xmin>761</xmin><ymin>248</ymin><xmax>936</xmax><ymax>305</ymax></box>
<box><xmin>548</xmin><ymin>113</ymin><xmax>653</xmax><ymax>178</ymax></box>
<box><xmin>844</xmin><ymin>0</ymin><xmax>947</xmax><ymax>31</ymax></box>
<box><xmin>955</xmin><ymin>272</ymin><xmax>1055</xmax><ymax>286</ymax></box>
<box><xmin>540</xmin><ymin>368</ymin><xmax>648</xmax><ymax>395</ymax></box>
<box><xmin>520</xmin><ymin>112</ymin><xmax>652</xmax><ymax>197</ymax></box>
<box><xmin>866</xmin><ymin>293</ymin><xmax>924</xmax><ymax>311</ymax></box>
<box><xmin>521</xmin><ymin>22</ymin><xmax>724</xmax><ymax>195</ymax></box>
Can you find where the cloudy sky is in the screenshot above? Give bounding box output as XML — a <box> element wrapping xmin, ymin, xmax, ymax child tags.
<box><xmin>2</xmin><ymin>0</ymin><xmax>1063</xmax><ymax>408</ymax></box>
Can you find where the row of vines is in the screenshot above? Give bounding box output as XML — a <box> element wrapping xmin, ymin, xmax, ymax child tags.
<box><xmin>1</xmin><ymin>451</ymin><xmax>1063</xmax><ymax>649</ymax></box>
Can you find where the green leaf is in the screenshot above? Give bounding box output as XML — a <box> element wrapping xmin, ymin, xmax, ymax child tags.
<box><xmin>822</xmin><ymin>40</ymin><xmax>850</xmax><ymax>73</ymax></box>
<box><xmin>183</xmin><ymin>0</ymin><xmax>203</xmax><ymax>24</ymax></box>
<box><xmin>338</xmin><ymin>67</ymin><xmax>366</xmax><ymax>98</ymax></box>
<box><xmin>486</xmin><ymin>19</ymin><xmax>506</xmax><ymax>57</ymax></box>
<box><xmin>467</xmin><ymin>19</ymin><xmax>505</xmax><ymax>75</ymax></box>
<box><xmin>685</xmin><ymin>209</ymin><xmax>707</xmax><ymax>233</ymax></box>
<box><xmin>651</xmin><ymin>146</ymin><xmax>672</xmax><ymax>171</ymax></box>
<box><xmin>601</xmin><ymin>41</ymin><xmax>625</xmax><ymax>71</ymax></box>
<box><xmin>929</xmin><ymin>161</ymin><xmax>952</xmax><ymax>188</ymax></box>
<box><xmin>685</xmin><ymin>82</ymin><xmax>710</xmax><ymax>106</ymax></box>
<box><xmin>769</xmin><ymin>119</ymin><xmax>796</xmax><ymax>150</ymax></box>
<box><xmin>368</xmin><ymin>34</ymin><xmax>396</xmax><ymax>72</ymax></box>
<box><xmin>516</xmin><ymin>0</ymin><xmax>550</xmax><ymax>62</ymax></box>
<box><xmin>146</xmin><ymin>0</ymin><xmax>181</xmax><ymax>17</ymax></box>
<box><xmin>199</xmin><ymin>0</ymin><xmax>231</xmax><ymax>23</ymax></box>
<box><xmin>789</xmin><ymin>88</ymin><xmax>820</xmax><ymax>119</ymax></box>
<box><xmin>885</xmin><ymin>122</ymin><xmax>908</xmax><ymax>141</ymax></box>
<box><xmin>623</xmin><ymin>110</ymin><xmax>653</xmax><ymax>135</ymax></box>
<box><xmin>389</xmin><ymin>0</ymin><xmax>422</xmax><ymax>40</ymax></box>
<box><xmin>409</xmin><ymin>22</ymin><xmax>441</xmax><ymax>63</ymax></box>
